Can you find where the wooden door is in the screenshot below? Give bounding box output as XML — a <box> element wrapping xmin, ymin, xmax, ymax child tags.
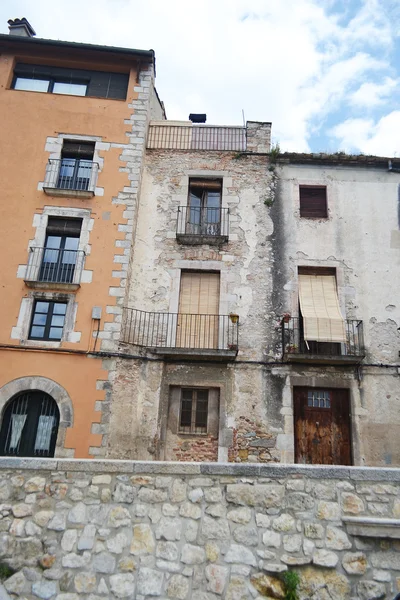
<box><xmin>177</xmin><ymin>272</ymin><xmax>220</xmax><ymax>348</ymax></box>
<box><xmin>294</xmin><ymin>387</ymin><xmax>351</xmax><ymax>465</ymax></box>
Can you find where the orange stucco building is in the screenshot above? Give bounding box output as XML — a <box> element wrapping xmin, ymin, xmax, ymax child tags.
<box><xmin>0</xmin><ymin>18</ymin><xmax>164</xmax><ymax>458</ymax></box>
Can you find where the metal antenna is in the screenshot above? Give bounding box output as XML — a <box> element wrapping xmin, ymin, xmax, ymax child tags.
<box><xmin>242</xmin><ymin>109</ymin><xmax>245</xmax><ymax>127</ymax></box>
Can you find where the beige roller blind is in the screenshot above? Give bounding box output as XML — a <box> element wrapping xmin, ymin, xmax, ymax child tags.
<box><xmin>298</xmin><ymin>274</ymin><xmax>346</xmax><ymax>342</ymax></box>
<box><xmin>177</xmin><ymin>272</ymin><xmax>220</xmax><ymax>348</ymax></box>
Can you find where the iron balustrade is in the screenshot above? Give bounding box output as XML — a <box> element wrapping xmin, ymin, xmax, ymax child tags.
<box><xmin>281</xmin><ymin>317</ymin><xmax>364</xmax><ymax>358</ymax></box>
<box><xmin>147</xmin><ymin>125</ymin><xmax>246</xmax><ymax>151</ymax></box>
<box><xmin>43</xmin><ymin>158</ymin><xmax>98</xmax><ymax>192</ymax></box>
<box><xmin>177</xmin><ymin>206</ymin><xmax>229</xmax><ymax>238</ymax></box>
<box><xmin>122</xmin><ymin>308</ymin><xmax>239</xmax><ymax>351</ymax></box>
<box><xmin>25</xmin><ymin>247</ymin><xmax>85</xmax><ymax>285</ymax></box>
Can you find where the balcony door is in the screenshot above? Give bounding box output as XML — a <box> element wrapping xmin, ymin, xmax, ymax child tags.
<box><xmin>177</xmin><ymin>272</ymin><xmax>220</xmax><ymax>349</ymax></box>
<box><xmin>294</xmin><ymin>387</ymin><xmax>351</xmax><ymax>465</ymax></box>
<box><xmin>40</xmin><ymin>217</ymin><xmax>82</xmax><ymax>283</ymax></box>
<box><xmin>57</xmin><ymin>140</ymin><xmax>95</xmax><ymax>191</ymax></box>
<box><xmin>187</xmin><ymin>179</ymin><xmax>221</xmax><ymax>236</ymax></box>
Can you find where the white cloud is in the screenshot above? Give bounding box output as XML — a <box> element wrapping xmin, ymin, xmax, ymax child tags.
<box><xmin>349</xmin><ymin>77</ymin><xmax>398</xmax><ymax>108</ymax></box>
<box><xmin>329</xmin><ymin>111</ymin><xmax>400</xmax><ymax>156</ymax></box>
<box><xmin>0</xmin><ymin>0</ymin><xmax>398</xmax><ymax>153</ymax></box>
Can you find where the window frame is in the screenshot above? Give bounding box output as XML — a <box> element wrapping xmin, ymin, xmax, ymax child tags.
<box><xmin>28</xmin><ymin>300</ymin><xmax>67</xmax><ymax>342</ymax></box>
<box><xmin>12</xmin><ymin>64</ymin><xmax>129</xmax><ymax>100</ymax></box>
<box><xmin>178</xmin><ymin>387</ymin><xmax>209</xmax><ymax>435</ymax></box>
<box><xmin>187</xmin><ymin>179</ymin><xmax>222</xmax><ymax>232</ymax></box>
<box><xmin>299</xmin><ymin>185</ymin><xmax>328</xmax><ymax>219</ymax></box>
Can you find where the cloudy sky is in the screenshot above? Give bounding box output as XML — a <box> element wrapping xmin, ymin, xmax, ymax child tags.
<box><xmin>1</xmin><ymin>0</ymin><xmax>400</xmax><ymax>155</ymax></box>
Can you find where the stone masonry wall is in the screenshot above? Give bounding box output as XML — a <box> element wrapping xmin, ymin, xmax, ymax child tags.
<box><xmin>0</xmin><ymin>460</ymin><xmax>399</xmax><ymax>599</ymax></box>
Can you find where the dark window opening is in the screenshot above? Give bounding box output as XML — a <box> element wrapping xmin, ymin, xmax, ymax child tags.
<box><xmin>29</xmin><ymin>300</ymin><xmax>67</xmax><ymax>341</ymax></box>
<box><xmin>187</xmin><ymin>179</ymin><xmax>222</xmax><ymax>235</ymax></box>
<box><xmin>299</xmin><ymin>186</ymin><xmax>328</xmax><ymax>218</ymax></box>
<box><xmin>0</xmin><ymin>391</ymin><xmax>60</xmax><ymax>457</ymax></box>
<box><xmin>57</xmin><ymin>141</ymin><xmax>95</xmax><ymax>192</ymax></box>
<box><xmin>12</xmin><ymin>63</ymin><xmax>129</xmax><ymax>100</ymax></box>
<box><xmin>179</xmin><ymin>388</ymin><xmax>209</xmax><ymax>434</ymax></box>
<box><xmin>40</xmin><ymin>217</ymin><xmax>82</xmax><ymax>284</ymax></box>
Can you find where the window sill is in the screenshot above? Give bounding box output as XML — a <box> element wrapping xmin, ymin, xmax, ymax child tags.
<box><xmin>24</xmin><ymin>280</ymin><xmax>80</xmax><ymax>292</ymax></box>
<box><xmin>43</xmin><ymin>187</ymin><xmax>95</xmax><ymax>199</ymax></box>
<box><xmin>176</xmin><ymin>233</ymin><xmax>228</xmax><ymax>246</ymax></box>
<box><xmin>177</xmin><ymin>432</ymin><xmax>209</xmax><ymax>437</ymax></box>
<box><xmin>19</xmin><ymin>340</ymin><xmax>62</xmax><ymax>349</ymax></box>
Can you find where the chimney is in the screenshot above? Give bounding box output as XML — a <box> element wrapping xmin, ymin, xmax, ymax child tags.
<box><xmin>246</xmin><ymin>121</ymin><xmax>272</xmax><ymax>153</ymax></box>
<box><xmin>189</xmin><ymin>114</ymin><xmax>207</xmax><ymax>124</ymax></box>
<box><xmin>7</xmin><ymin>18</ymin><xmax>36</xmax><ymax>37</ymax></box>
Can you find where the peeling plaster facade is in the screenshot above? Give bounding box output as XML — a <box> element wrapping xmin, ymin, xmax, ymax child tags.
<box><xmin>109</xmin><ymin>147</ymin><xmax>400</xmax><ymax>468</ymax></box>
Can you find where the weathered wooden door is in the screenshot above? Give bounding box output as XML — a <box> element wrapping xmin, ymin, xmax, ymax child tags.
<box><xmin>294</xmin><ymin>387</ymin><xmax>351</xmax><ymax>465</ymax></box>
<box><xmin>177</xmin><ymin>272</ymin><xmax>220</xmax><ymax>348</ymax></box>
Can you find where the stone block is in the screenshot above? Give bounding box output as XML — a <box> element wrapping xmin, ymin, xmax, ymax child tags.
<box><xmin>167</xmin><ymin>574</ymin><xmax>190</xmax><ymax>599</ymax></box>
<box><xmin>356</xmin><ymin>581</ymin><xmax>386</xmax><ymax>600</ymax></box>
<box><xmin>342</xmin><ymin>552</ymin><xmax>368</xmax><ymax>575</ymax></box>
<box><xmin>137</xmin><ymin>567</ymin><xmax>164</xmax><ymax>596</ymax></box>
<box><xmin>313</xmin><ymin>549</ymin><xmax>339</xmax><ymax>568</ymax></box>
<box><xmin>130</xmin><ymin>524</ymin><xmax>155</xmax><ymax>555</ymax></box>
<box><xmin>109</xmin><ymin>573</ymin><xmax>135</xmax><ymax>598</ymax></box>
<box><xmin>225</xmin><ymin>544</ymin><xmax>256</xmax><ymax>566</ymax></box>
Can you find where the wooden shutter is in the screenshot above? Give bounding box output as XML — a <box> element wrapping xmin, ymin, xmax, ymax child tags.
<box><xmin>298</xmin><ymin>274</ymin><xmax>346</xmax><ymax>342</ymax></box>
<box><xmin>299</xmin><ymin>186</ymin><xmax>327</xmax><ymax>218</ymax></box>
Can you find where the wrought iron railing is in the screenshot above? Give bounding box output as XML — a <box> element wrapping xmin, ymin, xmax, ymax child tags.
<box><xmin>122</xmin><ymin>308</ymin><xmax>239</xmax><ymax>351</ymax></box>
<box><xmin>177</xmin><ymin>206</ymin><xmax>229</xmax><ymax>238</ymax></box>
<box><xmin>43</xmin><ymin>158</ymin><xmax>98</xmax><ymax>192</ymax></box>
<box><xmin>25</xmin><ymin>247</ymin><xmax>85</xmax><ymax>285</ymax></box>
<box><xmin>281</xmin><ymin>317</ymin><xmax>364</xmax><ymax>358</ymax></box>
<box><xmin>147</xmin><ymin>125</ymin><xmax>246</xmax><ymax>151</ymax></box>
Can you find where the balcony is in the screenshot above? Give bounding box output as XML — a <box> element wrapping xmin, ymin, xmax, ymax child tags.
<box><xmin>43</xmin><ymin>158</ymin><xmax>98</xmax><ymax>198</ymax></box>
<box><xmin>147</xmin><ymin>124</ymin><xmax>246</xmax><ymax>151</ymax></box>
<box><xmin>24</xmin><ymin>247</ymin><xmax>85</xmax><ymax>291</ymax></box>
<box><xmin>282</xmin><ymin>317</ymin><xmax>365</xmax><ymax>365</ymax></box>
<box><xmin>122</xmin><ymin>308</ymin><xmax>239</xmax><ymax>360</ymax></box>
<box><xmin>176</xmin><ymin>206</ymin><xmax>229</xmax><ymax>244</ymax></box>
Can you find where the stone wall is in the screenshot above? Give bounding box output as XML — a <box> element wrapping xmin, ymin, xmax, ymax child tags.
<box><xmin>0</xmin><ymin>459</ymin><xmax>399</xmax><ymax>599</ymax></box>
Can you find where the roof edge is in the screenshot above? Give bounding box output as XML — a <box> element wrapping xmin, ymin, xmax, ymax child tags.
<box><xmin>0</xmin><ymin>33</ymin><xmax>155</xmax><ymax>62</ymax></box>
<box><xmin>277</xmin><ymin>151</ymin><xmax>400</xmax><ymax>169</ymax></box>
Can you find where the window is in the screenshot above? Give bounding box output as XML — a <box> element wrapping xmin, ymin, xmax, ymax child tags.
<box><xmin>177</xmin><ymin>272</ymin><xmax>220</xmax><ymax>349</ymax></box>
<box><xmin>12</xmin><ymin>63</ymin><xmax>129</xmax><ymax>100</ymax></box>
<box><xmin>179</xmin><ymin>388</ymin><xmax>209</xmax><ymax>434</ymax></box>
<box><xmin>40</xmin><ymin>217</ymin><xmax>82</xmax><ymax>284</ymax></box>
<box><xmin>57</xmin><ymin>141</ymin><xmax>95</xmax><ymax>191</ymax></box>
<box><xmin>0</xmin><ymin>392</ymin><xmax>59</xmax><ymax>457</ymax></box>
<box><xmin>307</xmin><ymin>390</ymin><xmax>331</xmax><ymax>409</ymax></box>
<box><xmin>299</xmin><ymin>186</ymin><xmax>327</xmax><ymax>218</ymax></box>
<box><xmin>187</xmin><ymin>179</ymin><xmax>222</xmax><ymax>235</ymax></box>
<box><xmin>29</xmin><ymin>301</ymin><xmax>67</xmax><ymax>341</ymax></box>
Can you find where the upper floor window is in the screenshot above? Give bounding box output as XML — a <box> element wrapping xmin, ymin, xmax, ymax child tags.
<box><xmin>29</xmin><ymin>300</ymin><xmax>67</xmax><ymax>341</ymax></box>
<box><xmin>12</xmin><ymin>63</ymin><xmax>129</xmax><ymax>100</ymax></box>
<box><xmin>188</xmin><ymin>179</ymin><xmax>222</xmax><ymax>235</ymax></box>
<box><xmin>299</xmin><ymin>186</ymin><xmax>328</xmax><ymax>218</ymax></box>
<box><xmin>58</xmin><ymin>141</ymin><xmax>95</xmax><ymax>192</ymax></box>
<box><xmin>40</xmin><ymin>217</ymin><xmax>83</xmax><ymax>284</ymax></box>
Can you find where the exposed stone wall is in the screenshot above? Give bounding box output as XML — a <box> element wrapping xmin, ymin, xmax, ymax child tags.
<box><xmin>0</xmin><ymin>459</ymin><xmax>399</xmax><ymax>599</ymax></box>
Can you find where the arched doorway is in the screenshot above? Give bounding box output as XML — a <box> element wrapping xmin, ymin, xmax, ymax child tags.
<box><xmin>0</xmin><ymin>391</ymin><xmax>60</xmax><ymax>457</ymax></box>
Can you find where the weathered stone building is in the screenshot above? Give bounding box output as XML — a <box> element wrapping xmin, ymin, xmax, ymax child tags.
<box><xmin>108</xmin><ymin>124</ymin><xmax>400</xmax><ymax>468</ymax></box>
